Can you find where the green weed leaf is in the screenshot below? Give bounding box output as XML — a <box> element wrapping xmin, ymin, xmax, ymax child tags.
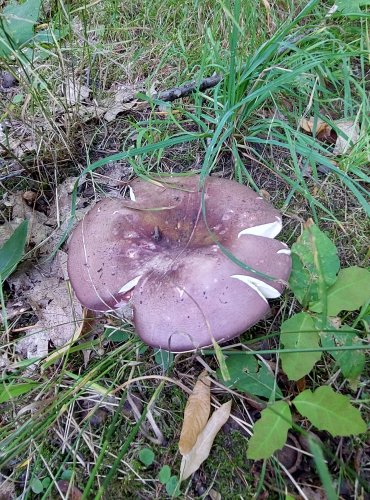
<box><xmin>247</xmin><ymin>401</ymin><xmax>292</xmax><ymax>459</ymax></box>
<box><xmin>30</xmin><ymin>478</ymin><xmax>43</xmax><ymax>494</ymax></box>
<box><xmin>166</xmin><ymin>476</ymin><xmax>180</xmax><ymax>497</ymax></box>
<box><xmin>336</xmin><ymin>0</ymin><xmax>370</xmax><ymax>15</ymax></box>
<box><xmin>158</xmin><ymin>465</ymin><xmax>171</xmax><ymax>485</ymax></box>
<box><xmin>320</xmin><ymin>327</ymin><xmax>365</xmax><ymax>379</ymax></box>
<box><xmin>293</xmin><ymin>386</ymin><xmax>366</xmax><ymax>436</ymax></box>
<box><xmin>289</xmin><ymin>222</ymin><xmax>339</xmax><ymax>306</ymax></box>
<box><xmin>154</xmin><ymin>348</ymin><xmax>174</xmax><ymax>372</ymax></box>
<box><xmin>0</xmin><ymin>381</ymin><xmax>39</xmax><ymax>403</ymax></box>
<box><xmin>0</xmin><ymin>0</ymin><xmax>41</xmax><ymax>57</ymax></box>
<box><xmin>219</xmin><ymin>353</ymin><xmax>282</xmax><ymax>399</ymax></box>
<box><xmin>310</xmin><ymin>267</ymin><xmax>370</xmax><ymax>316</ymax></box>
<box><xmin>280</xmin><ymin>313</ymin><xmax>321</xmax><ymax>380</ymax></box>
<box><xmin>103</xmin><ymin>327</ymin><xmax>130</xmax><ymax>343</ymax></box>
<box><xmin>139</xmin><ymin>447</ymin><xmax>155</xmax><ymax>466</ymax></box>
<box><xmin>0</xmin><ymin>220</ymin><xmax>28</xmax><ymax>282</ymax></box>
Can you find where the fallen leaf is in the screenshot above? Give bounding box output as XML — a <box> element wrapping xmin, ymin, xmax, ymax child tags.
<box><xmin>180</xmin><ymin>400</ymin><xmax>232</xmax><ymax>481</ymax></box>
<box><xmin>56</xmin><ymin>480</ymin><xmax>82</xmax><ymax>500</ymax></box>
<box><xmin>14</xmin><ymin>251</ymin><xmax>83</xmax><ymax>359</ymax></box>
<box><xmin>332</xmin><ymin>120</ymin><xmax>360</xmax><ymax>155</ymax></box>
<box><xmin>179</xmin><ymin>370</ymin><xmax>211</xmax><ymax>455</ymax></box>
<box><xmin>63</xmin><ymin>77</ymin><xmax>90</xmax><ymax>105</ymax></box>
<box><xmin>299</xmin><ymin>116</ymin><xmax>332</xmax><ymax>140</ymax></box>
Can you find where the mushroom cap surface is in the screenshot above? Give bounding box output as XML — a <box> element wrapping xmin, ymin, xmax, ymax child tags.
<box><xmin>67</xmin><ymin>175</ymin><xmax>291</xmax><ymax>351</ymax></box>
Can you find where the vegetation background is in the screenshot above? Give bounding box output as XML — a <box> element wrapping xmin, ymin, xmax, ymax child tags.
<box><xmin>0</xmin><ymin>0</ymin><xmax>369</xmax><ymax>498</ymax></box>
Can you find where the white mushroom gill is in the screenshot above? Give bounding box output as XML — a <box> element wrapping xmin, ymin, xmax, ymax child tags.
<box><xmin>119</xmin><ymin>275</ymin><xmax>142</xmax><ymax>294</ymax></box>
<box><xmin>277</xmin><ymin>248</ymin><xmax>291</xmax><ymax>255</ymax></box>
<box><xmin>231</xmin><ymin>275</ymin><xmax>281</xmax><ymax>303</ymax></box>
<box><xmin>238</xmin><ymin>217</ymin><xmax>282</xmax><ymax>239</ymax></box>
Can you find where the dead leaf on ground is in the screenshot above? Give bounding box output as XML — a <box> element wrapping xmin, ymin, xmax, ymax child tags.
<box><xmin>13</xmin><ymin>250</ymin><xmax>83</xmax><ymax>359</ymax></box>
<box><xmin>299</xmin><ymin>116</ymin><xmax>332</xmax><ymax>141</ymax></box>
<box><xmin>299</xmin><ymin>116</ymin><xmax>360</xmax><ymax>155</ymax></box>
<box><xmin>63</xmin><ymin>77</ymin><xmax>90</xmax><ymax>105</ymax></box>
<box><xmin>56</xmin><ymin>480</ymin><xmax>83</xmax><ymax>500</ymax></box>
<box><xmin>0</xmin><ymin>477</ymin><xmax>15</xmax><ymax>500</ymax></box>
<box><xmin>332</xmin><ymin>120</ymin><xmax>360</xmax><ymax>155</ymax></box>
<box><xmin>180</xmin><ymin>400</ymin><xmax>232</xmax><ymax>481</ymax></box>
<box><xmin>300</xmin><ymin>486</ymin><xmax>327</xmax><ymax>500</ymax></box>
<box><xmin>179</xmin><ymin>370</ymin><xmax>211</xmax><ymax>455</ymax></box>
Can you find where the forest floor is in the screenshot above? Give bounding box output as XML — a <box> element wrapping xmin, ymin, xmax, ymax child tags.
<box><xmin>0</xmin><ymin>0</ymin><xmax>369</xmax><ymax>499</ymax></box>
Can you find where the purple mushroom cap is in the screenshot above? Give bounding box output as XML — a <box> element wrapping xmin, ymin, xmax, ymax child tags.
<box><xmin>67</xmin><ymin>175</ymin><xmax>291</xmax><ymax>351</ymax></box>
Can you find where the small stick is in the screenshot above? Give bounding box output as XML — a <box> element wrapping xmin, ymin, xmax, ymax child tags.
<box><xmin>156</xmin><ymin>73</ymin><xmax>222</xmax><ymax>102</ymax></box>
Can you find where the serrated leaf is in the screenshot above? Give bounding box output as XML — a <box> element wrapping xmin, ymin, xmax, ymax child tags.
<box><xmin>0</xmin><ymin>220</ymin><xmax>28</xmax><ymax>282</ymax></box>
<box><xmin>289</xmin><ymin>221</ymin><xmax>339</xmax><ymax>306</ymax></box>
<box><xmin>0</xmin><ymin>0</ymin><xmax>41</xmax><ymax>57</ymax></box>
<box><xmin>247</xmin><ymin>401</ymin><xmax>292</xmax><ymax>459</ymax></box>
<box><xmin>293</xmin><ymin>386</ymin><xmax>366</xmax><ymax>436</ymax></box>
<box><xmin>180</xmin><ymin>400</ymin><xmax>232</xmax><ymax>481</ymax></box>
<box><xmin>320</xmin><ymin>326</ymin><xmax>365</xmax><ymax>379</ymax></box>
<box><xmin>218</xmin><ymin>354</ymin><xmax>282</xmax><ymax>399</ymax></box>
<box><xmin>179</xmin><ymin>371</ymin><xmax>211</xmax><ymax>455</ymax></box>
<box><xmin>310</xmin><ymin>267</ymin><xmax>370</xmax><ymax>316</ymax></box>
<box><xmin>280</xmin><ymin>313</ymin><xmax>321</xmax><ymax>380</ymax></box>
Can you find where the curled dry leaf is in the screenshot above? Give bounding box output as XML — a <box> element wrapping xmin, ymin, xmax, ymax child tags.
<box><xmin>299</xmin><ymin>116</ymin><xmax>360</xmax><ymax>154</ymax></box>
<box><xmin>180</xmin><ymin>400</ymin><xmax>232</xmax><ymax>481</ymax></box>
<box><xmin>179</xmin><ymin>370</ymin><xmax>211</xmax><ymax>455</ymax></box>
<box><xmin>332</xmin><ymin>120</ymin><xmax>359</xmax><ymax>155</ymax></box>
<box><xmin>299</xmin><ymin>116</ymin><xmax>332</xmax><ymax>140</ymax></box>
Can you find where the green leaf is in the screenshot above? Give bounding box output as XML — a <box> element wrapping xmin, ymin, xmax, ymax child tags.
<box><xmin>154</xmin><ymin>348</ymin><xmax>174</xmax><ymax>372</ymax></box>
<box><xmin>247</xmin><ymin>401</ymin><xmax>292</xmax><ymax>459</ymax></box>
<box><xmin>138</xmin><ymin>447</ymin><xmax>155</xmax><ymax>466</ymax></box>
<box><xmin>0</xmin><ymin>0</ymin><xmax>41</xmax><ymax>57</ymax></box>
<box><xmin>293</xmin><ymin>386</ymin><xmax>367</xmax><ymax>436</ymax></box>
<box><xmin>320</xmin><ymin>326</ymin><xmax>365</xmax><ymax>379</ymax></box>
<box><xmin>30</xmin><ymin>478</ymin><xmax>43</xmax><ymax>494</ymax></box>
<box><xmin>289</xmin><ymin>222</ymin><xmax>339</xmax><ymax>306</ymax></box>
<box><xmin>218</xmin><ymin>353</ymin><xmax>283</xmax><ymax>399</ymax></box>
<box><xmin>310</xmin><ymin>267</ymin><xmax>370</xmax><ymax>316</ymax></box>
<box><xmin>280</xmin><ymin>313</ymin><xmax>321</xmax><ymax>380</ymax></box>
<box><xmin>41</xmin><ymin>477</ymin><xmax>51</xmax><ymax>489</ymax></box>
<box><xmin>0</xmin><ymin>220</ymin><xmax>28</xmax><ymax>282</ymax></box>
<box><xmin>165</xmin><ymin>476</ymin><xmax>180</xmax><ymax>497</ymax></box>
<box><xmin>158</xmin><ymin>465</ymin><xmax>171</xmax><ymax>485</ymax></box>
<box><xmin>12</xmin><ymin>93</ymin><xmax>24</xmax><ymax>104</ymax></box>
<box><xmin>103</xmin><ymin>327</ymin><xmax>130</xmax><ymax>343</ymax></box>
<box><xmin>61</xmin><ymin>469</ymin><xmax>73</xmax><ymax>481</ymax></box>
<box><xmin>0</xmin><ymin>381</ymin><xmax>39</xmax><ymax>403</ymax></box>
<box><xmin>308</xmin><ymin>438</ymin><xmax>338</xmax><ymax>500</ymax></box>
<box><xmin>336</xmin><ymin>0</ymin><xmax>370</xmax><ymax>15</ymax></box>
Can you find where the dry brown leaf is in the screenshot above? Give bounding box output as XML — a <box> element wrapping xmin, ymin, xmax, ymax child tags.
<box><xmin>179</xmin><ymin>370</ymin><xmax>211</xmax><ymax>455</ymax></box>
<box><xmin>14</xmin><ymin>251</ymin><xmax>83</xmax><ymax>359</ymax></box>
<box><xmin>63</xmin><ymin>77</ymin><xmax>90</xmax><ymax>105</ymax></box>
<box><xmin>332</xmin><ymin>120</ymin><xmax>359</xmax><ymax>155</ymax></box>
<box><xmin>299</xmin><ymin>116</ymin><xmax>331</xmax><ymax>137</ymax></box>
<box><xmin>180</xmin><ymin>400</ymin><xmax>232</xmax><ymax>481</ymax></box>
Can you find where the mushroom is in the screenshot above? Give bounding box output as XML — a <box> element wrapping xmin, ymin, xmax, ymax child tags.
<box><xmin>67</xmin><ymin>175</ymin><xmax>291</xmax><ymax>352</ymax></box>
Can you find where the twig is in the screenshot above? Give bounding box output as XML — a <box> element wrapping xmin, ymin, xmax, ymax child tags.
<box><xmin>0</xmin><ymin>169</ymin><xmax>26</xmax><ymax>181</ymax></box>
<box><xmin>156</xmin><ymin>73</ymin><xmax>222</xmax><ymax>102</ymax></box>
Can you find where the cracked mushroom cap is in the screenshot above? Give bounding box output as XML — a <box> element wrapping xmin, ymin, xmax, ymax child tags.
<box><xmin>67</xmin><ymin>175</ymin><xmax>291</xmax><ymax>351</ymax></box>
